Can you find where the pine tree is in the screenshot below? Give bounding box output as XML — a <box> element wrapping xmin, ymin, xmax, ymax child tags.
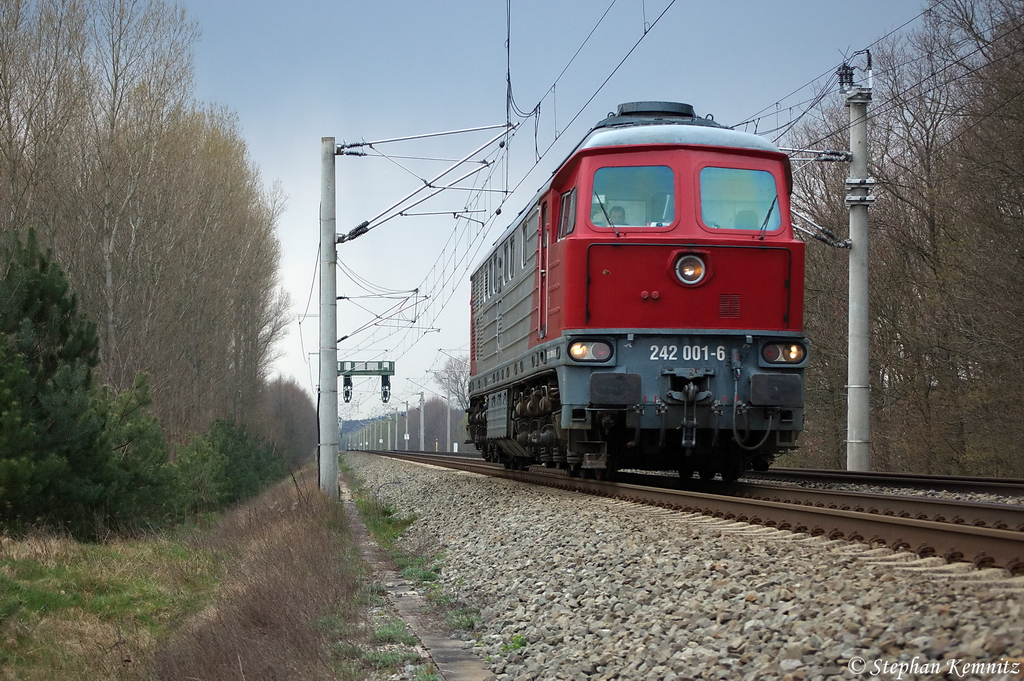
<box><xmin>0</xmin><ymin>230</ymin><xmax>109</xmax><ymax>537</ymax></box>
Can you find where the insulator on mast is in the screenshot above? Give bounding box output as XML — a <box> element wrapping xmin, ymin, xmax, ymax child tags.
<box><xmin>837</xmin><ymin>63</ymin><xmax>855</xmax><ymax>91</ymax></box>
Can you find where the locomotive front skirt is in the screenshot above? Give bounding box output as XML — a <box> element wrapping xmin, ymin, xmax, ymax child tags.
<box><xmin>466</xmin><ymin>102</ymin><xmax>807</xmax><ymax>482</ymax></box>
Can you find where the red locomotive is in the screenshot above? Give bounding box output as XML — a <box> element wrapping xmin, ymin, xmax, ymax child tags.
<box><xmin>467</xmin><ymin>102</ymin><xmax>806</xmax><ymax>481</ymax></box>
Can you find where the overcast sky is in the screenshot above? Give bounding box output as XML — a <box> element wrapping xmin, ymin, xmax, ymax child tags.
<box><xmin>178</xmin><ymin>0</ymin><xmax>926</xmax><ymax>422</ymax></box>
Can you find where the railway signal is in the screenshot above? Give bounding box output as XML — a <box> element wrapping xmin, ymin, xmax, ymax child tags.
<box><xmin>338</xmin><ymin>360</ymin><xmax>396</xmax><ymax>404</ymax></box>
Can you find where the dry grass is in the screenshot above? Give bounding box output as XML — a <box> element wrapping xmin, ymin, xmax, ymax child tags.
<box><xmin>151</xmin><ymin>466</ymin><xmax>366</xmax><ymax>680</ymax></box>
<box><xmin>0</xmin><ymin>465</ymin><xmax>371</xmax><ymax>680</ymax></box>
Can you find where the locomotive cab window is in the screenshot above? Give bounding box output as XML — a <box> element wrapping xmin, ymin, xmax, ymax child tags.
<box><xmin>591</xmin><ymin>165</ymin><xmax>674</xmax><ymax>228</ymax></box>
<box><xmin>507</xmin><ymin>233</ymin><xmax>516</xmax><ymax>279</ymax></box>
<box><xmin>558</xmin><ymin>188</ymin><xmax>577</xmax><ymax>238</ymax></box>
<box><xmin>699</xmin><ymin>167</ymin><xmax>780</xmax><ymax>232</ymax></box>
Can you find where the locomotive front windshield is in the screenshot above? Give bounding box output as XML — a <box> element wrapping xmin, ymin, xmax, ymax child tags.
<box><xmin>699</xmin><ymin>167</ymin><xmax>780</xmax><ymax>231</ymax></box>
<box><xmin>591</xmin><ymin>165</ymin><xmax>674</xmax><ymax>227</ymax></box>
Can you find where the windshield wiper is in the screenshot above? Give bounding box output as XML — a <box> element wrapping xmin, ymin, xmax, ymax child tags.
<box><xmin>593</xmin><ymin>191</ymin><xmax>621</xmax><ymax>238</ymax></box>
<box><xmin>758</xmin><ymin>195</ymin><xmax>779</xmax><ymax>240</ymax></box>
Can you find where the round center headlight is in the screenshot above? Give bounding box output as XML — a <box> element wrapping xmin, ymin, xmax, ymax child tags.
<box><xmin>675</xmin><ymin>255</ymin><xmax>706</xmax><ymax>285</ymax></box>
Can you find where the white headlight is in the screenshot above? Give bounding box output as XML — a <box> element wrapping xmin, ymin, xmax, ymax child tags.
<box><xmin>569</xmin><ymin>341</ymin><xmax>612</xmax><ymax>361</ymax></box>
<box><xmin>675</xmin><ymin>255</ymin><xmax>706</xmax><ymax>285</ymax></box>
<box><xmin>761</xmin><ymin>343</ymin><xmax>807</xmax><ymax>364</ymax></box>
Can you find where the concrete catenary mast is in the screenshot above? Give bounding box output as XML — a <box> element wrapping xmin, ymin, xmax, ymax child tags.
<box><xmin>841</xmin><ymin>62</ymin><xmax>874</xmax><ymax>471</ymax></box>
<box><xmin>319</xmin><ymin>137</ymin><xmax>340</xmax><ymax>499</ymax></box>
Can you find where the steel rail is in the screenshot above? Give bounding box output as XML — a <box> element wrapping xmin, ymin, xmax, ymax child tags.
<box><xmin>721</xmin><ymin>483</ymin><xmax>1024</xmax><ymax>532</ymax></box>
<box><xmin>364</xmin><ymin>451</ymin><xmax>1024</xmax><ymax>573</ymax></box>
<box><xmin>750</xmin><ymin>467</ymin><xmax>1024</xmax><ymax>497</ymax></box>
<box><xmin>377</xmin><ymin>450</ymin><xmax>1024</xmax><ymax>498</ymax></box>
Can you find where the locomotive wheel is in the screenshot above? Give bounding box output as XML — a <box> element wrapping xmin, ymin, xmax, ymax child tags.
<box><xmin>721</xmin><ymin>464</ymin><xmax>742</xmax><ymax>483</ymax></box>
<box><xmin>593</xmin><ymin>461</ymin><xmax>618</xmax><ymax>481</ymax></box>
<box><xmin>721</xmin><ymin>446</ymin><xmax>746</xmax><ymax>483</ymax></box>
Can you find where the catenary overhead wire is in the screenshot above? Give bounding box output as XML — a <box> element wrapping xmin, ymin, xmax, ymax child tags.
<box><xmin>374</xmin><ymin>0</ymin><xmax>678</xmax><ymax>365</ymax></box>
<box><xmin>338</xmin><ymin>0</ymin><xmax>717</xmax><ymax>404</ymax></box>
<box><xmin>774</xmin><ymin>1</ymin><xmax>1023</xmax><ymax>150</ymax></box>
<box><xmin>340</xmin><ymin>8</ymin><xmax>954</xmax><ymax>410</ymax></box>
<box><xmin>340</xmin><ymin>2</ymin><xmax>906</xmax><ymax>404</ymax></box>
<box><xmin>796</xmin><ymin>12</ymin><xmax>1024</xmax><ymax>154</ymax></box>
<box><xmin>733</xmin><ymin>8</ymin><xmax>929</xmax><ymax>133</ymax></box>
<box><xmin>774</xmin><ymin>6</ymin><xmax>1024</xmax><ymax>249</ymax></box>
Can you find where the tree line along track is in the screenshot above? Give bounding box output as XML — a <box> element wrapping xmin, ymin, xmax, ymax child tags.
<box><xmin>361</xmin><ymin>450</ymin><xmax>1024</xmax><ymax>574</ymax></box>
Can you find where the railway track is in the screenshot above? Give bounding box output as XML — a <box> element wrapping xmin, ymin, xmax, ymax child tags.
<box><xmin>364</xmin><ymin>450</ymin><xmax>1024</xmax><ymax>573</ymax></box>
<box><xmin>748</xmin><ymin>467</ymin><xmax>1024</xmax><ymax>497</ymax></box>
<box><xmin>385</xmin><ymin>450</ymin><xmax>1024</xmax><ymax>497</ymax></box>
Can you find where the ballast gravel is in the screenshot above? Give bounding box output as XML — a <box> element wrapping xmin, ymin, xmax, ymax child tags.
<box><xmin>342</xmin><ymin>453</ymin><xmax>1024</xmax><ymax>681</ymax></box>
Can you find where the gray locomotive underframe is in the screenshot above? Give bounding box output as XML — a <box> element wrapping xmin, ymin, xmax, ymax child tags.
<box><xmin>473</xmin><ymin>328</ymin><xmax>806</xmax><ymax>459</ymax></box>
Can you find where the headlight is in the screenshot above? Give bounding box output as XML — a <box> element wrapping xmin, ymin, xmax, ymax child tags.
<box><xmin>761</xmin><ymin>343</ymin><xmax>807</xmax><ymax>364</ymax></box>
<box><xmin>674</xmin><ymin>255</ymin><xmax>706</xmax><ymax>285</ymax></box>
<box><xmin>569</xmin><ymin>341</ymin><xmax>612</xmax><ymax>362</ymax></box>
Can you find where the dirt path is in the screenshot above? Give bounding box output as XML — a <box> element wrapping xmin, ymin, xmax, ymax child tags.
<box><xmin>339</xmin><ymin>477</ymin><xmax>495</xmax><ymax>681</ymax></box>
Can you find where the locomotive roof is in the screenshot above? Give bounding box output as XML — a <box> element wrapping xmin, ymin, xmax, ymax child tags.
<box><xmin>578</xmin><ymin>100</ymin><xmax>780</xmax><ymax>155</ymax></box>
<box><xmin>579</xmin><ymin>121</ymin><xmax>780</xmax><ymax>154</ymax></box>
<box><xmin>490</xmin><ymin>102</ymin><xmax>784</xmax><ymax>245</ymax></box>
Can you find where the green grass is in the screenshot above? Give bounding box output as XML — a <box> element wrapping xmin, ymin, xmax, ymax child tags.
<box><xmin>0</xmin><ymin>459</ymin><xmax>478</xmax><ymax>680</ymax></box>
<box><xmin>371</xmin><ymin>618</ymin><xmax>420</xmax><ymax>646</ymax></box>
<box><xmin>502</xmin><ymin>634</ymin><xmax>528</xmax><ymax>653</ymax></box>
<box><xmin>360</xmin><ymin>649</ymin><xmax>423</xmax><ymax>668</ymax></box>
<box><xmin>356</xmin><ymin>581</ymin><xmax>388</xmax><ymax>607</ymax></box>
<box><xmin>354</xmin><ymin>496</ymin><xmax>417</xmax><ymax>545</ymax></box>
<box><xmin>444</xmin><ymin>605</ymin><xmax>481</xmax><ymax>631</ymax></box>
<box><xmin>399</xmin><ymin>555</ymin><xmax>441</xmax><ymax>582</ymax></box>
<box><xmin>0</xmin><ymin>532</ymin><xmax>221</xmax><ymax>677</ymax></box>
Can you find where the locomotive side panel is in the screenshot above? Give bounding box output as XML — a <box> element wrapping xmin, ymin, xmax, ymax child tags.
<box><xmin>471</xmin><ymin>209</ymin><xmax>539</xmax><ymax>378</ymax></box>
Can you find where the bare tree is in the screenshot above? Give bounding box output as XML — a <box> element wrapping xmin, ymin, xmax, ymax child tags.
<box><xmin>433</xmin><ymin>354</ymin><xmax>470</xmax><ymax>412</ymax></box>
<box><xmin>0</xmin><ymin>0</ymin><xmax>291</xmax><ymax>443</ymax></box>
<box><xmin>77</xmin><ymin>0</ymin><xmax>198</xmax><ymax>387</ymax></box>
<box><xmin>0</xmin><ymin>0</ymin><xmax>89</xmax><ymax>236</ymax></box>
<box><xmin>260</xmin><ymin>376</ymin><xmax>318</xmax><ymax>468</ymax></box>
<box><xmin>786</xmin><ymin>0</ymin><xmax>1024</xmax><ymax>475</ymax></box>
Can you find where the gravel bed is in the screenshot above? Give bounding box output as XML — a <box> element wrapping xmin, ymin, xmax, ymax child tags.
<box><xmin>343</xmin><ymin>452</ymin><xmax>1024</xmax><ymax>681</ymax></box>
